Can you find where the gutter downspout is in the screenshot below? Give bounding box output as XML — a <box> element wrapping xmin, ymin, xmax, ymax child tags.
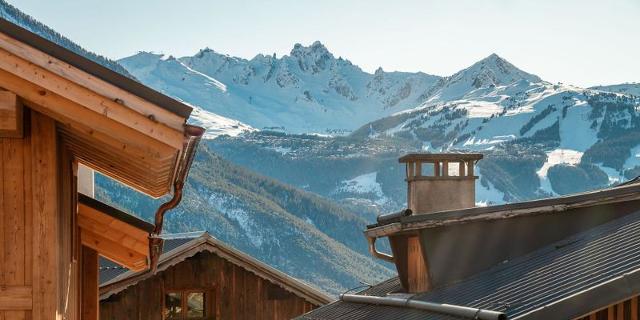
<box><xmin>368</xmin><ymin>237</ymin><xmax>394</xmax><ymax>262</ymax></box>
<box><xmin>340</xmin><ymin>294</ymin><xmax>507</xmax><ymax>320</ymax></box>
<box><xmin>149</xmin><ymin>125</ymin><xmax>205</xmax><ymax>273</ymax></box>
<box><xmin>367</xmin><ymin>209</ymin><xmax>412</xmax><ymax>262</ymax></box>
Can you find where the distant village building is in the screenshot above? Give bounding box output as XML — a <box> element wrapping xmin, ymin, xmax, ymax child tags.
<box><xmin>99</xmin><ymin>231</ymin><xmax>331</xmax><ymax>320</ymax></box>
<box><xmin>0</xmin><ymin>17</ymin><xmax>202</xmax><ymax>319</ymax></box>
<box><xmin>302</xmin><ymin>154</ymin><xmax>640</xmax><ymax>320</ymax></box>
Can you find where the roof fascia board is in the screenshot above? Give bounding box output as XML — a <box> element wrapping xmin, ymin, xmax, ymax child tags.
<box><xmin>0</xmin><ymin>42</ymin><xmax>184</xmax><ymax>150</ymax></box>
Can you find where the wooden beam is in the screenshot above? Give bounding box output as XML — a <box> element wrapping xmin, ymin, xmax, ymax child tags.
<box><xmin>30</xmin><ymin>111</ymin><xmax>59</xmax><ymax>319</ymax></box>
<box><xmin>0</xmin><ymin>31</ymin><xmax>186</xmax><ymax>132</ymax></box>
<box><xmin>81</xmin><ymin>246</ymin><xmax>99</xmax><ymax>320</ymax></box>
<box><xmin>0</xmin><ymin>286</ymin><xmax>32</xmax><ymax>310</ymax></box>
<box><xmin>2</xmin><ymin>79</ymin><xmax>179</xmax><ymax>163</ymax></box>
<box><xmin>77</xmin><ymin>206</ymin><xmax>149</xmax><ymax>257</ymax></box>
<box><xmin>3</xmin><ymin>137</ymin><xmax>27</xmax><ymax>319</ymax></box>
<box><xmin>0</xmin><ymin>89</ymin><xmax>23</xmax><ymax>137</ymax></box>
<box><xmin>80</xmin><ymin>230</ymin><xmax>148</xmax><ymax>272</ymax></box>
<box><xmin>0</xmin><ymin>45</ymin><xmax>184</xmax><ymax>149</ymax></box>
<box><xmin>406</xmin><ymin>235</ymin><xmax>430</xmax><ymax>293</ymax></box>
<box><xmin>10</xmin><ymin>76</ymin><xmax>180</xmax><ymax>196</ymax></box>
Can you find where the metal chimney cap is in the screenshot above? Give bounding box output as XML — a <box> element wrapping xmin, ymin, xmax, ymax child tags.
<box><xmin>399</xmin><ymin>153</ymin><xmax>483</xmax><ymax>163</ymax></box>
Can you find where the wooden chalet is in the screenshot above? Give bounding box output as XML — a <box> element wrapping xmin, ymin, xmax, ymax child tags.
<box><xmin>0</xmin><ymin>17</ymin><xmax>204</xmax><ymax>319</ymax></box>
<box><xmin>301</xmin><ymin>154</ymin><xmax>640</xmax><ymax>320</ymax></box>
<box><xmin>99</xmin><ymin>231</ymin><xmax>332</xmax><ymax>320</ymax></box>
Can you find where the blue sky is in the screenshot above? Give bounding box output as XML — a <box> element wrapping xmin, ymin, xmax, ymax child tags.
<box><xmin>8</xmin><ymin>0</ymin><xmax>639</xmax><ymax>87</ymax></box>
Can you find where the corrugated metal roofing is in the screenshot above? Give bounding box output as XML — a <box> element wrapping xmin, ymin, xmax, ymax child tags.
<box><xmin>301</xmin><ymin>209</ymin><xmax>640</xmax><ymax>319</ymax></box>
<box><xmin>99</xmin><ymin>232</ymin><xmax>204</xmax><ymax>285</ymax></box>
<box><xmin>99</xmin><ymin>257</ymin><xmax>129</xmax><ymax>285</ymax></box>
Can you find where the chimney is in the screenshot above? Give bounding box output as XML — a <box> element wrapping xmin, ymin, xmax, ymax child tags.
<box><xmin>388</xmin><ymin>153</ymin><xmax>482</xmax><ymax>293</ymax></box>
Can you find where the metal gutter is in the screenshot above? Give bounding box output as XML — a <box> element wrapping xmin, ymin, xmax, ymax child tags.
<box><xmin>149</xmin><ymin>124</ymin><xmax>205</xmax><ymax>272</ymax></box>
<box><xmin>340</xmin><ymin>294</ymin><xmax>507</xmax><ymax>320</ymax></box>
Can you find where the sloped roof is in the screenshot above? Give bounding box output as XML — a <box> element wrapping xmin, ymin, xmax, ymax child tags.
<box><xmin>99</xmin><ymin>257</ymin><xmax>129</xmax><ymax>285</ymax></box>
<box><xmin>98</xmin><ymin>232</ymin><xmax>197</xmax><ymax>285</ymax></box>
<box><xmin>366</xmin><ymin>178</ymin><xmax>640</xmax><ymax>237</ymax></box>
<box><xmin>300</xmin><ymin>209</ymin><xmax>640</xmax><ymax>319</ymax></box>
<box><xmin>99</xmin><ymin>231</ymin><xmax>333</xmax><ymax>306</ymax></box>
<box><xmin>98</xmin><ymin>232</ymin><xmax>198</xmax><ymax>285</ymax></box>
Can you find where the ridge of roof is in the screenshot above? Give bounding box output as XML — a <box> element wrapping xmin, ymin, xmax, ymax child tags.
<box><xmin>366</xmin><ymin>179</ymin><xmax>640</xmax><ymax>236</ymax></box>
<box><xmin>159</xmin><ymin>230</ymin><xmax>207</xmax><ymax>240</ymax></box>
<box><xmin>0</xmin><ymin>17</ymin><xmax>192</xmax><ymax>118</ymax></box>
<box><xmin>99</xmin><ymin>232</ymin><xmax>333</xmax><ymax>305</ymax></box>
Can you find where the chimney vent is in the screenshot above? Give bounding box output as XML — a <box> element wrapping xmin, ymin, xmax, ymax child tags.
<box><xmin>400</xmin><ymin>153</ymin><xmax>482</xmax><ymax>214</ymax></box>
<box><xmin>388</xmin><ymin>153</ymin><xmax>482</xmax><ymax>293</ymax></box>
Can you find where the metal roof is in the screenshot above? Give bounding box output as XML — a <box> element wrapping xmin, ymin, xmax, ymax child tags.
<box><xmin>99</xmin><ymin>257</ymin><xmax>129</xmax><ymax>285</ymax></box>
<box><xmin>98</xmin><ymin>232</ymin><xmax>203</xmax><ymax>285</ymax></box>
<box><xmin>0</xmin><ymin>17</ymin><xmax>192</xmax><ymax>118</ymax></box>
<box><xmin>366</xmin><ymin>179</ymin><xmax>640</xmax><ymax>236</ymax></box>
<box><xmin>301</xmin><ymin>209</ymin><xmax>640</xmax><ymax>319</ymax></box>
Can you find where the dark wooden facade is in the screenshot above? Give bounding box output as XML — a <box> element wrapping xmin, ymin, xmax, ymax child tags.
<box><xmin>576</xmin><ymin>295</ymin><xmax>639</xmax><ymax>320</ymax></box>
<box><xmin>100</xmin><ymin>251</ymin><xmax>319</xmax><ymax>320</ymax></box>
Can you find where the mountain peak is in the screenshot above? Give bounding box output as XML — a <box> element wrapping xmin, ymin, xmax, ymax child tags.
<box><xmin>289</xmin><ymin>41</ymin><xmax>335</xmax><ymax>72</ymax></box>
<box><xmin>451</xmin><ymin>53</ymin><xmax>542</xmax><ymax>88</ymax></box>
<box><xmin>290</xmin><ymin>41</ymin><xmax>332</xmax><ymax>57</ymax></box>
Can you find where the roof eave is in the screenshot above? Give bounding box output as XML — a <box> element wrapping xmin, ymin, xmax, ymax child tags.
<box><xmin>366</xmin><ymin>182</ymin><xmax>640</xmax><ymax>238</ymax></box>
<box><xmin>0</xmin><ymin>18</ymin><xmax>192</xmax><ymax>118</ymax></box>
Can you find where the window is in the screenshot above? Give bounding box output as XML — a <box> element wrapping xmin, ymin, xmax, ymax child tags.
<box><xmin>187</xmin><ymin>292</ymin><xmax>205</xmax><ymax>317</ymax></box>
<box><xmin>164</xmin><ymin>292</ymin><xmax>183</xmax><ymax>318</ymax></box>
<box><xmin>164</xmin><ymin>291</ymin><xmax>206</xmax><ymax>319</ymax></box>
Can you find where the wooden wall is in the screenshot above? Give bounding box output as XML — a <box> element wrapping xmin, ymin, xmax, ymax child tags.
<box><xmin>100</xmin><ymin>251</ymin><xmax>318</xmax><ymax>320</ymax></box>
<box><xmin>0</xmin><ymin>110</ymin><xmax>78</xmax><ymax>320</ymax></box>
<box><xmin>0</xmin><ymin>109</ymin><xmax>34</xmax><ymax>319</ymax></box>
<box><xmin>576</xmin><ymin>295</ymin><xmax>639</xmax><ymax>320</ymax></box>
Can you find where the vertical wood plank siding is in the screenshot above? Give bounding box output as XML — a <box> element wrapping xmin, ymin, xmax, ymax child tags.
<box><xmin>0</xmin><ymin>110</ymin><xmax>61</xmax><ymax>319</ymax></box>
<box><xmin>577</xmin><ymin>296</ymin><xmax>640</xmax><ymax>320</ymax></box>
<box><xmin>100</xmin><ymin>251</ymin><xmax>319</xmax><ymax>320</ymax></box>
<box><xmin>0</xmin><ymin>113</ymin><xmax>35</xmax><ymax>318</ymax></box>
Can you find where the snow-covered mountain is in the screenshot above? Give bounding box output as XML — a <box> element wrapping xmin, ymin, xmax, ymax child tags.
<box><xmin>590</xmin><ymin>83</ymin><xmax>640</xmax><ymax>97</ymax></box>
<box><xmin>119</xmin><ymin>42</ymin><xmax>441</xmax><ymax>134</ymax></box>
<box><xmin>205</xmin><ymin>54</ymin><xmax>640</xmax><ymax>207</ymax></box>
<box><xmin>118</xmin><ymin>43</ymin><xmax>640</xmax><ymax>206</ymax></box>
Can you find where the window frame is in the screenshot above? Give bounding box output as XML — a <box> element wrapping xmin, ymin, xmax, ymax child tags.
<box><xmin>163</xmin><ymin>289</ymin><xmax>207</xmax><ymax>320</ymax></box>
